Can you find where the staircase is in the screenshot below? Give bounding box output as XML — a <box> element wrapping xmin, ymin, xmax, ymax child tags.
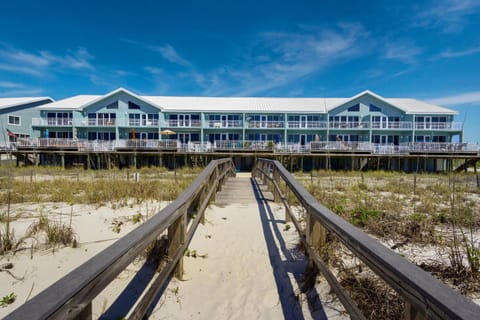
<box><xmin>215</xmin><ymin>175</ymin><xmax>255</xmax><ymax>206</ymax></box>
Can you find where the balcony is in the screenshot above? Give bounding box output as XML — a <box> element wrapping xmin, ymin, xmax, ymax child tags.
<box><xmin>414</xmin><ymin>122</ymin><xmax>463</xmax><ymax>130</ymax></box>
<box><xmin>207</xmin><ymin>120</ymin><xmax>243</xmax><ymax>128</ymax></box>
<box><xmin>127</xmin><ymin>119</ymin><xmax>159</xmax><ymax>127</ymax></box>
<box><xmin>165</xmin><ymin>119</ymin><xmax>201</xmax><ymax>128</ymax></box>
<box><xmin>371</xmin><ymin>121</ymin><xmax>412</xmax><ymax>129</ymax></box>
<box><xmin>247</xmin><ymin>121</ymin><xmax>284</xmax><ymax>129</ymax></box>
<box><xmin>329</xmin><ymin>122</ymin><xmax>369</xmax><ymax>129</ymax></box>
<box><xmin>32</xmin><ymin>118</ymin><xmax>73</xmax><ymax>126</ymax></box>
<box><xmin>287</xmin><ymin>121</ymin><xmax>327</xmax><ymax>129</ymax></box>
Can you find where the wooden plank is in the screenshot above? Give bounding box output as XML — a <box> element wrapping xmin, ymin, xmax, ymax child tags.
<box><xmin>5</xmin><ymin>158</ymin><xmax>235</xmax><ymax>320</ymax></box>
<box><xmin>168</xmin><ymin>206</ymin><xmax>187</xmax><ymax>279</ymax></box>
<box><xmin>255</xmin><ymin>158</ymin><xmax>480</xmax><ymax>320</ymax></box>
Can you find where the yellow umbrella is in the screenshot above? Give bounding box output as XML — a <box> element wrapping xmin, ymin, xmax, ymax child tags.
<box><xmin>160</xmin><ymin>129</ymin><xmax>176</xmax><ymax>135</ymax></box>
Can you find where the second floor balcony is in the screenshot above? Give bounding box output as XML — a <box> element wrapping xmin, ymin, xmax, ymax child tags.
<box><xmin>32</xmin><ymin>118</ymin><xmax>73</xmax><ymax>126</ymax></box>
<box><xmin>287</xmin><ymin>121</ymin><xmax>327</xmax><ymax>129</ymax></box>
<box><xmin>207</xmin><ymin>120</ymin><xmax>243</xmax><ymax>128</ymax></box>
<box><xmin>164</xmin><ymin>119</ymin><xmax>201</xmax><ymax>128</ymax></box>
<box><xmin>247</xmin><ymin>120</ymin><xmax>284</xmax><ymax>129</ymax></box>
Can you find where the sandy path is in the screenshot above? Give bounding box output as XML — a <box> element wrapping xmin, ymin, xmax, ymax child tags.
<box><xmin>152</xmin><ymin>177</ymin><xmax>344</xmax><ymax>319</ymax></box>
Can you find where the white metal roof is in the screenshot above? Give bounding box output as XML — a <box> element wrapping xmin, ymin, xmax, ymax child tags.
<box><xmin>35</xmin><ymin>88</ymin><xmax>458</xmax><ymax>115</ymax></box>
<box><xmin>0</xmin><ymin>97</ymin><xmax>53</xmax><ymax>110</ymax></box>
<box><xmin>143</xmin><ymin>96</ymin><xmax>348</xmax><ymax>112</ymax></box>
<box><xmin>37</xmin><ymin>95</ymin><xmax>100</xmax><ymax>110</ymax></box>
<box><xmin>386</xmin><ymin>98</ymin><xmax>458</xmax><ymax>114</ymax></box>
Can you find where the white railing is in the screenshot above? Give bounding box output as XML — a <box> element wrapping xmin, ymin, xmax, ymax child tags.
<box><xmin>207</xmin><ymin>120</ymin><xmax>243</xmax><ymax>128</ymax></box>
<box><xmin>12</xmin><ymin>139</ymin><xmax>479</xmax><ymax>155</ymax></box>
<box><xmin>328</xmin><ymin>122</ymin><xmax>370</xmax><ymax>129</ymax></box>
<box><xmin>309</xmin><ymin>141</ymin><xmax>373</xmax><ymax>152</ymax></box>
<box><xmin>414</xmin><ymin>122</ymin><xmax>463</xmax><ymax>130</ymax></box>
<box><xmin>32</xmin><ymin>118</ymin><xmax>73</xmax><ymax>126</ymax></box>
<box><xmin>287</xmin><ymin>121</ymin><xmax>327</xmax><ymax>129</ymax></box>
<box><xmin>165</xmin><ymin>120</ymin><xmax>201</xmax><ymax>127</ymax></box>
<box><xmin>247</xmin><ymin>121</ymin><xmax>284</xmax><ymax>128</ymax></box>
<box><xmin>371</xmin><ymin>121</ymin><xmax>412</xmax><ymax>129</ymax></box>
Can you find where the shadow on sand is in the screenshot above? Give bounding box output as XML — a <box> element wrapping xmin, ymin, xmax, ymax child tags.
<box><xmin>251</xmin><ymin>176</ymin><xmax>328</xmax><ymax>320</ymax></box>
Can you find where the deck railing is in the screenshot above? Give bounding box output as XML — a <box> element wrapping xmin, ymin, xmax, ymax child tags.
<box><xmin>253</xmin><ymin>158</ymin><xmax>480</xmax><ymax>319</ymax></box>
<box><xmin>12</xmin><ymin>138</ymin><xmax>480</xmax><ymax>155</ymax></box>
<box><xmin>5</xmin><ymin>158</ymin><xmax>236</xmax><ymax>320</ymax></box>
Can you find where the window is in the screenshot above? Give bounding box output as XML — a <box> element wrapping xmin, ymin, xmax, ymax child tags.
<box><xmin>369</xmin><ymin>104</ymin><xmax>381</xmax><ymax>112</ymax></box>
<box><xmin>348</xmin><ymin>104</ymin><xmax>360</xmax><ymax>112</ymax></box>
<box><xmin>106</xmin><ymin>101</ymin><xmax>118</xmax><ymax>109</ymax></box>
<box><xmin>8</xmin><ymin>115</ymin><xmax>20</xmax><ymax>125</ymax></box>
<box><xmin>128</xmin><ymin>101</ymin><xmax>140</xmax><ymax>109</ymax></box>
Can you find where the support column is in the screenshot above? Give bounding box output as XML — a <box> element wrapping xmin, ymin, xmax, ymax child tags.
<box><xmin>306</xmin><ymin>209</ymin><xmax>326</xmax><ymax>267</ymax></box>
<box><xmin>273</xmin><ymin>167</ymin><xmax>281</xmax><ymax>203</ymax></box>
<box><xmin>168</xmin><ymin>205</ymin><xmax>187</xmax><ymax>279</ymax></box>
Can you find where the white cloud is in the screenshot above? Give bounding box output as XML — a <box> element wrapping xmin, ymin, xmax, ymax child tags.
<box><xmin>436</xmin><ymin>46</ymin><xmax>480</xmax><ymax>59</ymax></box>
<box><xmin>0</xmin><ymin>44</ymin><xmax>95</xmax><ymax>77</ymax></box>
<box><xmin>0</xmin><ymin>88</ymin><xmax>44</xmax><ymax>97</ymax></box>
<box><xmin>428</xmin><ymin>91</ymin><xmax>480</xmax><ymax>105</ymax></box>
<box><xmin>0</xmin><ymin>81</ymin><xmax>23</xmax><ymax>89</ymax></box>
<box><xmin>197</xmin><ymin>23</ymin><xmax>370</xmax><ymax>96</ymax></box>
<box><xmin>123</xmin><ymin>39</ymin><xmax>192</xmax><ymax>67</ymax></box>
<box><xmin>154</xmin><ymin>44</ymin><xmax>192</xmax><ymax>67</ymax></box>
<box><xmin>416</xmin><ymin>0</ymin><xmax>480</xmax><ymax>32</ymax></box>
<box><xmin>383</xmin><ymin>41</ymin><xmax>422</xmax><ymax>64</ymax></box>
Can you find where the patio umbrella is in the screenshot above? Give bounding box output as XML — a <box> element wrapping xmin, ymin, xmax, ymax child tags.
<box><xmin>131</xmin><ymin>128</ymin><xmax>136</xmax><ymax>140</ymax></box>
<box><xmin>160</xmin><ymin>129</ymin><xmax>176</xmax><ymax>135</ymax></box>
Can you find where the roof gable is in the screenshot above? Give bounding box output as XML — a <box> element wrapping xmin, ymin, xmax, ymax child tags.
<box><xmin>79</xmin><ymin>88</ymin><xmax>163</xmax><ymax>111</ymax></box>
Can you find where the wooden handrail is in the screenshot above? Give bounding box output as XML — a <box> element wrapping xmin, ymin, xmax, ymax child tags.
<box><xmin>5</xmin><ymin>158</ymin><xmax>236</xmax><ymax>320</ymax></box>
<box><xmin>253</xmin><ymin>158</ymin><xmax>480</xmax><ymax>320</ymax></box>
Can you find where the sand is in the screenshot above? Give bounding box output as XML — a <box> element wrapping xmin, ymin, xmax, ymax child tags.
<box><xmin>0</xmin><ymin>195</ymin><xmax>346</xmax><ymax>319</ymax></box>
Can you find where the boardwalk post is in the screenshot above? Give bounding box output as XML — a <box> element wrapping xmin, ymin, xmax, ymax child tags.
<box><xmin>284</xmin><ymin>183</ymin><xmax>292</xmax><ymax>223</ymax></box>
<box><xmin>273</xmin><ymin>167</ymin><xmax>281</xmax><ymax>203</ymax></box>
<box><xmin>73</xmin><ymin>302</ymin><xmax>92</xmax><ymax>320</ymax></box>
<box><xmin>306</xmin><ymin>207</ymin><xmax>326</xmax><ymax>266</ymax></box>
<box><xmin>168</xmin><ymin>205</ymin><xmax>187</xmax><ymax>279</ymax></box>
<box><xmin>403</xmin><ymin>302</ymin><xmax>426</xmax><ymax>320</ymax></box>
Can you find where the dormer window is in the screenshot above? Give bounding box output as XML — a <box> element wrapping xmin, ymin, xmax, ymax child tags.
<box><xmin>348</xmin><ymin>104</ymin><xmax>360</xmax><ymax>112</ymax></box>
<box><xmin>369</xmin><ymin>104</ymin><xmax>381</xmax><ymax>112</ymax></box>
<box><xmin>106</xmin><ymin>101</ymin><xmax>118</xmax><ymax>109</ymax></box>
<box><xmin>128</xmin><ymin>101</ymin><xmax>141</xmax><ymax>109</ymax></box>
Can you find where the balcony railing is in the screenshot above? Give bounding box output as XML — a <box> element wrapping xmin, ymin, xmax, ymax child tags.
<box><xmin>32</xmin><ymin>118</ymin><xmax>73</xmax><ymax>126</ymax></box>
<box><xmin>13</xmin><ymin>138</ymin><xmax>479</xmax><ymax>155</ymax></box>
<box><xmin>247</xmin><ymin>121</ymin><xmax>284</xmax><ymax>128</ymax></box>
<box><xmin>329</xmin><ymin>122</ymin><xmax>370</xmax><ymax>129</ymax></box>
<box><xmin>87</xmin><ymin>119</ymin><xmax>116</xmax><ymax>126</ymax></box>
<box><xmin>287</xmin><ymin>121</ymin><xmax>327</xmax><ymax>129</ymax></box>
<box><xmin>165</xmin><ymin>120</ymin><xmax>201</xmax><ymax>127</ymax></box>
<box><xmin>207</xmin><ymin>120</ymin><xmax>243</xmax><ymax>128</ymax></box>
<box><xmin>414</xmin><ymin>122</ymin><xmax>463</xmax><ymax>130</ymax></box>
<box><xmin>371</xmin><ymin>121</ymin><xmax>412</xmax><ymax>129</ymax></box>
<box><xmin>127</xmin><ymin>119</ymin><xmax>159</xmax><ymax>127</ymax></box>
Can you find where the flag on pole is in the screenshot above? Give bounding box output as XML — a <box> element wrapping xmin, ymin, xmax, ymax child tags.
<box><xmin>6</xmin><ymin>129</ymin><xmax>16</xmax><ymax>137</ymax></box>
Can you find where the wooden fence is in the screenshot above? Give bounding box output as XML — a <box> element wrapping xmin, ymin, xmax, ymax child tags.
<box><xmin>253</xmin><ymin>158</ymin><xmax>480</xmax><ymax>319</ymax></box>
<box><xmin>5</xmin><ymin>158</ymin><xmax>236</xmax><ymax>320</ymax></box>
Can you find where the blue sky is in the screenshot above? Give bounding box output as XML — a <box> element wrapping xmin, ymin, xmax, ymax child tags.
<box><xmin>0</xmin><ymin>0</ymin><xmax>479</xmax><ymax>141</ymax></box>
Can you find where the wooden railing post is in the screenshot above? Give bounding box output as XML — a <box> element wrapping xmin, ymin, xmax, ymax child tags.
<box><xmin>262</xmin><ymin>162</ymin><xmax>268</xmax><ymax>185</ymax></box>
<box><xmin>168</xmin><ymin>205</ymin><xmax>187</xmax><ymax>279</ymax></box>
<box><xmin>284</xmin><ymin>183</ymin><xmax>292</xmax><ymax>223</ymax></box>
<box><xmin>403</xmin><ymin>302</ymin><xmax>426</xmax><ymax>320</ymax></box>
<box><xmin>273</xmin><ymin>167</ymin><xmax>281</xmax><ymax>203</ymax></box>
<box><xmin>72</xmin><ymin>302</ymin><xmax>92</xmax><ymax>320</ymax></box>
<box><xmin>306</xmin><ymin>207</ymin><xmax>326</xmax><ymax>266</ymax></box>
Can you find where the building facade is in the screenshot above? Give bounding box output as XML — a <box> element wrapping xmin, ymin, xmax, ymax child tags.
<box><xmin>16</xmin><ymin>88</ymin><xmax>468</xmax><ymax>154</ymax></box>
<box><xmin>0</xmin><ymin>97</ymin><xmax>54</xmax><ymax>147</ymax></box>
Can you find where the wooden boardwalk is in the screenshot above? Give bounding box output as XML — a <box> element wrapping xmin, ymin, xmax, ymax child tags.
<box><xmin>154</xmin><ymin>175</ymin><xmax>342</xmax><ymax>319</ymax></box>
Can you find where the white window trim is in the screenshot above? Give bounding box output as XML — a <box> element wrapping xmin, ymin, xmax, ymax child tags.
<box><xmin>8</xmin><ymin>114</ymin><xmax>21</xmax><ymax>126</ymax></box>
